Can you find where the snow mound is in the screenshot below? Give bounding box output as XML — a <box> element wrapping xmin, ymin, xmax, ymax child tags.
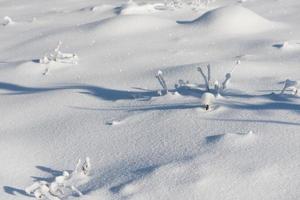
<box><xmin>85</xmin><ymin>131</ymin><xmax>299</xmax><ymax>200</ymax></box>
<box><xmin>178</xmin><ymin>6</ymin><xmax>275</xmax><ymax>34</ymax></box>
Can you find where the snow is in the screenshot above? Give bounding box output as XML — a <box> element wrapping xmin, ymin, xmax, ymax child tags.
<box><xmin>177</xmin><ymin>5</ymin><xmax>278</xmax><ymax>35</ymax></box>
<box><xmin>0</xmin><ymin>0</ymin><xmax>300</xmax><ymax>200</ymax></box>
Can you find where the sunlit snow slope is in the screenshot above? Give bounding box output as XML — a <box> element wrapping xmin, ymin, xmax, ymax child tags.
<box><xmin>0</xmin><ymin>0</ymin><xmax>300</xmax><ymax>199</ymax></box>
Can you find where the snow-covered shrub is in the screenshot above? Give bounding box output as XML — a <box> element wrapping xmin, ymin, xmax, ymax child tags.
<box><xmin>25</xmin><ymin>157</ymin><xmax>91</xmax><ymax>199</ymax></box>
<box><xmin>155</xmin><ymin>70</ymin><xmax>168</xmax><ymax>95</ymax></box>
<box><xmin>40</xmin><ymin>41</ymin><xmax>78</xmax><ymax>65</ymax></box>
<box><xmin>281</xmin><ymin>79</ymin><xmax>299</xmax><ymax>95</ymax></box>
<box><xmin>165</xmin><ymin>0</ymin><xmax>215</xmax><ymax>9</ymax></box>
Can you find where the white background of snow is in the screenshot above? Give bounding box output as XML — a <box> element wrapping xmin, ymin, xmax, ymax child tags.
<box><xmin>0</xmin><ymin>0</ymin><xmax>300</xmax><ymax>199</ymax></box>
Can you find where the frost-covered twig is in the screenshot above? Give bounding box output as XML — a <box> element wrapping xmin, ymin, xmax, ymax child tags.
<box><xmin>197</xmin><ymin>65</ymin><xmax>210</xmax><ymax>91</ymax></box>
<box><xmin>207</xmin><ymin>64</ymin><xmax>211</xmax><ymax>84</ymax></box>
<box><xmin>156</xmin><ymin>70</ymin><xmax>168</xmax><ymax>95</ymax></box>
<box><xmin>281</xmin><ymin>79</ymin><xmax>299</xmax><ymax>95</ymax></box>
<box><xmin>214</xmin><ymin>81</ymin><xmax>220</xmax><ymax>97</ymax></box>
<box><xmin>40</xmin><ymin>41</ymin><xmax>78</xmax><ymax>65</ymax></box>
<box><xmin>222</xmin><ymin>73</ymin><xmax>231</xmax><ymax>90</ymax></box>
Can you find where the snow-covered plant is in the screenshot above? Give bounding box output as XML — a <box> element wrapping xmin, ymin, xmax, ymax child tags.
<box><xmin>3</xmin><ymin>16</ymin><xmax>15</xmax><ymax>26</ymax></box>
<box><xmin>196</xmin><ymin>62</ymin><xmax>236</xmax><ymax>93</ymax></box>
<box><xmin>201</xmin><ymin>92</ymin><xmax>215</xmax><ymax>110</ymax></box>
<box><xmin>197</xmin><ymin>65</ymin><xmax>210</xmax><ymax>91</ymax></box>
<box><xmin>221</xmin><ymin>60</ymin><xmax>240</xmax><ymax>90</ymax></box>
<box><xmin>25</xmin><ymin>158</ymin><xmax>91</xmax><ymax>199</ymax></box>
<box><xmin>281</xmin><ymin>79</ymin><xmax>299</xmax><ymax>95</ymax></box>
<box><xmin>40</xmin><ymin>41</ymin><xmax>78</xmax><ymax>65</ymax></box>
<box><xmin>156</xmin><ymin>70</ymin><xmax>168</xmax><ymax>95</ymax></box>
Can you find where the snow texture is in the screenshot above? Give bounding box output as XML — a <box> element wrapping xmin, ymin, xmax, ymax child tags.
<box><xmin>0</xmin><ymin>0</ymin><xmax>300</xmax><ymax>200</ymax></box>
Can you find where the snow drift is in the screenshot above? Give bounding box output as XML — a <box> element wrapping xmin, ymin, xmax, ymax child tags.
<box><xmin>83</xmin><ymin>131</ymin><xmax>300</xmax><ymax>200</ymax></box>
<box><xmin>82</xmin><ymin>15</ymin><xmax>174</xmax><ymax>36</ymax></box>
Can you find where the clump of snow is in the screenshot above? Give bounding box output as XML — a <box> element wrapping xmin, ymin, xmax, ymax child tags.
<box><xmin>2</xmin><ymin>16</ymin><xmax>15</xmax><ymax>26</ymax></box>
<box><xmin>201</xmin><ymin>92</ymin><xmax>215</xmax><ymax>110</ymax></box>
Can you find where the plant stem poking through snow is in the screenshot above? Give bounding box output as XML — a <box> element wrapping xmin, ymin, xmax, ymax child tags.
<box><xmin>40</xmin><ymin>41</ymin><xmax>78</xmax><ymax>65</ymax></box>
<box><xmin>281</xmin><ymin>79</ymin><xmax>299</xmax><ymax>95</ymax></box>
<box><xmin>156</xmin><ymin>70</ymin><xmax>168</xmax><ymax>95</ymax></box>
<box><xmin>222</xmin><ymin>73</ymin><xmax>231</xmax><ymax>90</ymax></box>
<box><xmin>214</xmin><ymin>81</ymin><xmax>220</xmax><ymax>97</ymax></box>
<box><xmin>197</xmin><ymin>65</ymin><xmax>210</xmax><ymax>91</ymax></box>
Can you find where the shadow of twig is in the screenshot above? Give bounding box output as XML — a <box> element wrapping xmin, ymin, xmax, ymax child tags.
<box><xmin>3</xmin><ymin>186</ymin><xmax>32</xmax><ymax>197</ymax></box>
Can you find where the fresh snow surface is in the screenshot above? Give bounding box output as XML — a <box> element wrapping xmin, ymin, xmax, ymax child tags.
<box><xmin>0</xmin><ymin>0</ymin><xmax>300</xmax><ymax>200</ymax></box>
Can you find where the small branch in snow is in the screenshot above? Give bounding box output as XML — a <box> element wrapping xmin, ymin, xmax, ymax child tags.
<box><xmin>156</xmin><ymin>70</ymin><xmax>168</xmax><ymax>95</ymax></box>
<box><xmin>222</xmin><ymin>73</ymin><xmax>231</xmax><ymax>90</ymax></box>
<box><xmin>40</xmin><ymin>41</ymin><xmax>78</xmax><ymax>65</ymax></box>
<box><xmin>281</xmin><ymin>79</ymin><xmax>299</xmax><ymax>95</ymax></box>
<box><xmin>197</xmin><ymin>65</ymin><xmax>210</xmax><ymax>91</ymax></box>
